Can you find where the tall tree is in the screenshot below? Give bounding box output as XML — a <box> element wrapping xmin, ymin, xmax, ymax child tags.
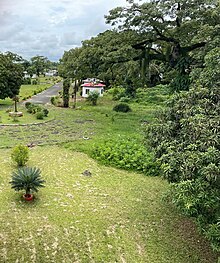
<box><xmin>106</xmin><ymin>0</ymin><xmax>220</xmax><ymax>90</ymax></box>
<box><xmin>30</xmin><ymin>55</ymin><xmax>49</xmax><ymax>77</ymax></box>
<box><xmin>0</xmin><ymin>52</ymin><xmax>24</xmax><ymax>100</ymax></box>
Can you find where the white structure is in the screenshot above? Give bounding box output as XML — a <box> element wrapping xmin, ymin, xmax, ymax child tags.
<box><xmin>81</xmin><ymin>82</ymin><xmax>105</xmax><ymax>98</ymax></box>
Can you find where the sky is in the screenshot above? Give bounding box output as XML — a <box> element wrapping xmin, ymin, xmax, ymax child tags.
<box><xmin>0</xmin><ymin>0</ymin><xmax>127</xmax><ymax>61</ymax></box>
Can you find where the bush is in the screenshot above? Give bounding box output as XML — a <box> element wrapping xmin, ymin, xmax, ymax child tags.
<box><xmin>145</xmin><ymin>48</ymin><xmax>220</xmax><ymax>252</ymax></box>
<box><xmin>92</xmin><ymin>137</ymin><xmax>160</xmax><ymax>176</ymax></box>
<box><xmin>25</xmin><ymin>102</ymin><xmax>32</xmax><ymax>109</ymax></box>
<box><xmin>27</xmin><ymin>104</ymin><xmax>42</xmax><ymax>114</ymax></box>
<box><xmin>32</xmin><ymin>79</ymin><xmax>38</xmax><ymax>85</ymax></box>
<box><xmin>36</xmin><ymin>111</ymin><xmax>44</xmax><ymax>119</ymax></box>
<box><xmin>113</xmin><ymin>103</ymin><xmax>131</xmax><ymax>113</ymax></box>
<box><xmin>11</xmin><ymin>145</ymin><xmax>29</xmax><ymax>167</ymax></box>
<box><xmin>22</xmin><ymin>78</ymin><xmax>31</xmax><ymax>85</ymax></box>
<box><xmin>108</xmin><ymin>86</ymin><xmax>126</xmax><ymax>100</ymax></box>
<box><xmin>86</xmin><ymin>91</ymin><xmax>99</xmax><ymax>106</ymax></box>
<box><xmin>42</xmin><ymin>108</ymin><xmax>49</xmax><ymax>117</ymax></box>
<box><xmin>51</xmin><ymin>96</ymin><xmax>55</xmax><ymax>105</ymax></box>
<box><xmin>119</xmin><ymin>96</ymin><xmax>131</xmax><ymax>103</ymax></box>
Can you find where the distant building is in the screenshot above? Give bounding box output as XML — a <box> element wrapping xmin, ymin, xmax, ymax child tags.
<box><xmin>45</xmin><ymin>70</ymin><xmax>58</xmax><ymax>76</ymax></box>
<box><xmin>81</xmin><ymin>79</ymin><xmax>105</xmax><ymax>98</ymax></box>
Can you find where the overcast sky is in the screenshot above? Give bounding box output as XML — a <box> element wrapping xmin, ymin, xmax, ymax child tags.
<box><xmin>0</xmin><ymin>0</ymin><xmax>127</xmax><ymax>61</ymax></box>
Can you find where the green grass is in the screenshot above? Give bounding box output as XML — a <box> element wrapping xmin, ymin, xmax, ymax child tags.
<box><xmin>0</xmin><ymin>106</ymin><xmax>54</xmax><ymax>125</ymax></box>
<box><xmin>0</xmin><ymin>90</ymin><xmax>219</xmax><ymax>262</ymax></box>
<box><xmin>0</xmin><ymin>146</ymin><xmax>217</xmax><ymax>263</ymax></box>
<box><xmin>0</xmin><ymin>76</ymin><xmax>59</xmax><ymax>108</ymax></box>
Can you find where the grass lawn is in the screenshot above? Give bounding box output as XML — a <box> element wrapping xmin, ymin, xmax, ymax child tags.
<box><xmin>0</xmin><ymin>106</ymin><xmax>54</xmax><ymax>125</ymax></box>
<box><xmin>0</xmin><ymin>76</ymin><xmax>59</xmax><ymax>109</ymax></box>
<box><xmin>0</xmin><ymin>146</ymin><xmax>217</xmax><ymax>263</ymax></box>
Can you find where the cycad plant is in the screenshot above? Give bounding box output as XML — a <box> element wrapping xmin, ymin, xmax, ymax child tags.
<box><xmin>10</xmin><ymin>167</ymin><xmax>45</xmax><ymax>197</ymax></box>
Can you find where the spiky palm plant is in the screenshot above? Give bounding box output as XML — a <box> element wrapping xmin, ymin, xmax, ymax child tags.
<box><xmin>10</xmin><ymin>167</ymin><xmax>45</xmax><ymax>196</ymax></box>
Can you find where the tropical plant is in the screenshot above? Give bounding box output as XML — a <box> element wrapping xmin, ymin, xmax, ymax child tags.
<box><xmin>86</xmin><ymin>91</ymin><xmax>99</xmax><ymax>105</ymax></box>
<box><xmin>11</xmin><ymin>145</ymin><xmax>29</xmax><ymax>167</ymax></box>
<box><xmin>10</xmin><ymin>167</ymin><xmax>45</xmax><ymax>196</ymax></box>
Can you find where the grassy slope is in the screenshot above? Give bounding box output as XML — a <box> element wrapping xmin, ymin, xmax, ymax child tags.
<box><xmin>0</xmin><ymin>146</ymin><xmax>217</xmax><ymax>263</ymax></box>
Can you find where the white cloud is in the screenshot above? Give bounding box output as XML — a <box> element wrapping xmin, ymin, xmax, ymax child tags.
<box><xmin>0</xmin><ymin>0</ymin><xmax>128</xmax><ymax>61</ymax></box>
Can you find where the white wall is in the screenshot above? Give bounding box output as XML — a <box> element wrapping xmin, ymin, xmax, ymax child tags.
<box><xmin>82</xmin><ymin>87</ymin><xmax>104</xmax><ymax>98</ymax></box>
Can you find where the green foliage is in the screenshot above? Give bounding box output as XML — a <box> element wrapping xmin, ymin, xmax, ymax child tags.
<box><xmin>22</xmin><ymin>78</ymin><xmax>31</xmax><ymax>85</ymax></box>
<box><xmin>11</xmin><ymin>145</ymin><xmax>29</xmax><ymax>167</ymax></box>
<box><xmin>42</xmin><ymin>108</ymin><xmax>49</xmax><ymax>117</ymax></box>
<box><xmin>145</xmin><ymin>49</ymin><xmax>220</xmax><ymax>251</ymax></box>
<box><xmin>25</xmin><ymin>102</ymin><xmax>32</xmax><ymax>109</ymax></box>
<box><xmin>36</xmin><ymin>111</ymin><xmax>44</xmax><ymax>120</ymax></box>
<box><xmin>26</xmin><ymin>104</ymin><xmax>42</xmax><ymax>114</ymax></box>
<box><xmin>92</xmin><ymin>137</ymin><xmax>160</xmax><ymax>176</ymax></box>
<box><xmin>32</xmin><ymin>79</ymin><xmax>38</xmax><ymax>85</ymax></box>
<box><xmin>108</xmin><ymin>86</ymin><xmax>126</xmax><ymax>100</ymax></box>
<box><xmin>136</xmin><ymin>84</ymin><xmax>170</xmax><ymax>105</ymax></box>
<box><xmin>86</xmin><ymin>91</ymin><xmax>99</xmax><ymax>106</ymax></box>
<box><xmin>0</xmin><ymin>52</ymin><xmax>24</xmax><ymax>99</ymax></box>
<box><xmin>113</xmin><ymin>103</ymin><xmax>131</xmax><ymax>113</ymax></box>
<box><xmin>9</xmin><ymin>166</ymin><xmax>45</xmax><ymax>195</ymax></box>
<box><xmin>50</xmin><ymin>96</ymin><xmax>55</xmax><ymax>105</ymax></box>
<box><xmin>63</xmin><ymin>78</ymin><xmax>70</xmax><ymax>108</ymax></box>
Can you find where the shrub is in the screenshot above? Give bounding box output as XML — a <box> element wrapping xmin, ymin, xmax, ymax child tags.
<box><xmin>22</xmin><ymin>78</ymin><xmax>31</xmax><ymax>85</ymax></box>
<box><xmin>108</xmin><ymin>86</ymin><xmax>126</xmax><ymax>100</ymax></box>
<box><xmin>92</xmin><ymin>137</ymin><xmax>160</xmax><ymax>176</ymax></box>
<box><xmin>36</xmin><ymin>111</ymin><xmax>44</xmax><ymax>120</ymax></box>
<box><xmin>145</xmin><ymin>48</ymin><xmax>220</xmax><ymax>252</ymax></box>
<box><xmin>42</xmin><ymin>108</ymin><xmax>49</xmax><ymax>117</ymax></box>
<box><xmin>86</xmin><ymin>91</ymin><xmax>99</xmax><ymax>106</ymax></box>
<box><xmin>11</xmin><ymin>145</ymin><xmax>29</xmax><ymax>167</ymax></box>
<box><xmin>113</xmin><ymin>103</ymin><xmax>131</xmax><ymax>113</ymax></box>
<box><xmin>27</xmin><ymin>104</ymin><xmax>42</xmax><ymax>114</ymax></box>
<box><xmin>25</xmin><ymin>102</ymin><xmax>32</xmax><ymax>109</ymax></box>
<box><xmin>119</xmin><ymin>96</ymin><xmax>131</xmax><ymax>103</ymax></box>
<box><xmin>51</xmin><ymin>96</ymin><xmax>55</xmax><ymax>105</ymax></box>
<box><xmin>32</xmin><ymin>79</ymin><xmax>38</xmax><ymax>85</ymax></box>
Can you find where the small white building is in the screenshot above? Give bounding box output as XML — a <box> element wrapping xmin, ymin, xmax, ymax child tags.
<box><xmin>81</xmin><ymin>82</ymin><xmax>105</xmax><ymax>98</ymax></box>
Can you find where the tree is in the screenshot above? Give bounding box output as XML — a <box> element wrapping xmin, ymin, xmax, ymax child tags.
<box><xmin>30</xmin><ymin>55</ymin><xmax>49</xmax><ymax>77</ymax></box>
<box><xmin>59</xmin><ymin>30</ymin><xmax>141</xmax><ymax>93</ymax></box>
<box><xmin>145</xmin><ymin>48</ymin><xmax>220</xmax><ymax>251</ymax></box>
<box><xmin>106</xmin><ymin>0</ymin><xmax>220</xmax><ymax>89</ymax></box>
<box><xmin>62</xmin><ymin>78</ymin><xmax>70</xmax><ymax>108</ymax></box>
<box><xmin>0</xmin><ymin>52</ymin><xmax>24</xmax><ymax>100</ymax></box>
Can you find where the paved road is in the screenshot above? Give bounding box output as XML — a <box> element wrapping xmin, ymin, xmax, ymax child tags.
<box><xmin>23</xmin><ymin>82</ymin><xmax>63</xmax><ymax>105</ymax></box>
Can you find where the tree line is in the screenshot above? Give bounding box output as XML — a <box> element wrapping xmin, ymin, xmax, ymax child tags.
<box><xmin>0</xmin><ymin>53</ymin><xmax>58</xmax><ymax>100</ymax></box>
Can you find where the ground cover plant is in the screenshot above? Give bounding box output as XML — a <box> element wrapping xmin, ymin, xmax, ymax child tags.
<box><xmin>0</xmin><ymin>146</ymin><xmax>218</xmax><ymax>263</ymax></box>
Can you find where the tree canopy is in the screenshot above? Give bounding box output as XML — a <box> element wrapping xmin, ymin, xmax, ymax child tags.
<box><xmin>0</xmin><ymin>52</ymin><xmax>24</xmax><ymax>100</ymax></box>
<box><xmin>106</xmin><ymin>0</ymin><xmax>220</xmax><ymax>89</ymax></box>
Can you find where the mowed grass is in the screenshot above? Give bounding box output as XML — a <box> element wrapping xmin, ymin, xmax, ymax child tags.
<box><xmin>0</xmin><ymin>146</ymin><xmax>217</xmax><ymax>263</ymax></box>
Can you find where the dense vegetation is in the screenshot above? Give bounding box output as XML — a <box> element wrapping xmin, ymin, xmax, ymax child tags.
<box><xmin>145</xmin><ymin>48</ymin><xmax>220</xmax><ymax>252</ymax></box>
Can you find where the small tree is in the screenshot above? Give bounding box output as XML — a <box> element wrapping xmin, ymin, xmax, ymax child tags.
<box><xmin>63</xmin><ymin>78</ymin><xmax>70</xmax><ymax>107</ymax></box>
<box><xmin>11</xmin><ymin>145</ymin><xmax>29</xmax><ymax>166</ymax></box>
<box><xmin>86</xmin><ymin>91</ymin><xmax>99</xmax><ymax>105</ymax></box>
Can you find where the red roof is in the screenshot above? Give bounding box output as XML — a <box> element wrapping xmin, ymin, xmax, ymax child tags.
<box><xmin>81</xmin><ymin>83</ymin><xmax>105</xmax><ymax>87</ymax></box>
